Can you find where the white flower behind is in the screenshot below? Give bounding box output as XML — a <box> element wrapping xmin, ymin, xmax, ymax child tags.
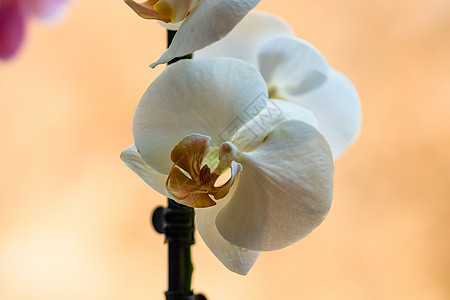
<box><xmin>195</xmin><ymin>12</ymin><xmax>362</xmax><ymax>158</ymax></box>
<box><xmin>121</xmin><ymin>58</ymin><xmax>334</xmax><ymax>274</ymax></box>
<box><xmin>124</xmin><ymin>0</ymin><xmax>261</xmax><ymax>67</ymax></box>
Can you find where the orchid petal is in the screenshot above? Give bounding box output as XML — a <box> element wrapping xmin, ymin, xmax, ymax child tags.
<box><xmin>287</xmin><ymin>69</ymin><xmax>361</xmax><ymax>158</ymax></box>
<box><xmin>150</xmin><ymin>0</ymin><xmax>261</xmax><ymax>67</ymax></box>
<box><xmin>196</xmin><ymin>189</ymin><xmax>260</xmax><ymax>275</ymax></box>
<box><xmin>269</xmin><ymin>100</ymin><xmax>319</xmax><ymax>129</ymax></box>
<box><xmin>124</xmin><ymin>0</ymin><xmax>167</xmax><ymax>21</ymax></box>
<box><xmin>212</xmin><ymin>161</ymin><xmax>242</xmax><ymax>200</ymax></box>
<box><xmin>120</xmin><ymin>145</ymin><xmax>169</xmax><ymax>197</ymax></box>
<box><xmin>133</xmin><ymin>58</ymin><xmax>268</xmax><ymax>174</ymax></box>
<box><xmin>153</xmin><ymin>0</ymin><xmax>199</xmax><ymax>23</ymax></box>
<box><xmin>259</xmin><ymin>36</ymin><xmax>330</xmax><ymax>96</ymax></box>
<box><xmin>0</xmin><ymin>0</ymin><xmax>25</xmax><ymax>60</ymax></box>
<box><xmin>158</xmin><ymin>20</ymin><xmax>183</xmax><ymax>30</ymax></box>
<box><xmin>194</xmin><ymin>11</ymin><xmax>294</xmax><ymax>67</ymax></box>
<box><xmin>232</xmin><ymin>99</ymin><xmax>319</xmax><ymax>152</ymax></box>
<box><xmin>216</xmin><ymin>120</ymin><xmax>334</xmax><ymax>251</ymax></box>
<box><xmin>24</xmin><ymin>0</ymin><xmax>69</xmax><ymax>21</ymax></box>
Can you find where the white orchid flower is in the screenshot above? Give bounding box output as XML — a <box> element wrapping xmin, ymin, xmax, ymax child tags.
<box><xmin>121</xmin><ymin>58</ymin><xmax>334</xmax><ymax>274</ymax></box>
<box><xmin>195</xmin><ymin>12</ymin><xmax>362</xmax><ymax>158</ymax></box>
<box><xmin>124</xmin><ymin>0</ymin><xmax>260</xmax><ymax>67</ymax></box>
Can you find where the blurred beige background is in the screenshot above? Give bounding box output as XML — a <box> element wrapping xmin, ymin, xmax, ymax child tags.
<box><xmin>1</xmin><ymin>0</ymin><xmax>449</xmax><ymax>299</ymax></box>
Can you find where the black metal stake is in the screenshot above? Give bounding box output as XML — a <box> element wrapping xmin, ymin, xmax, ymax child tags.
<box><xmin>150</xmin><ymin>30</ymin><xmax>206</xmax><ymax>300</ymax></box>
<box><xmin>152</xmin><ymin>200</ymin><xmax>206</xmax><ymax>300</ymax></box>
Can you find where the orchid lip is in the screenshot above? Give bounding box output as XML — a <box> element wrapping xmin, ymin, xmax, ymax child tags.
<box><xmin>165</xmin><ymin>134</ymin><xmax>242</xmax><ymax>208</ymax></box>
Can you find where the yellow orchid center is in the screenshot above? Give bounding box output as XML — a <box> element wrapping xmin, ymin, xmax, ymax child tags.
<box><xmin>267</xmin><ymin>83</ymin><xmax>284</xmax><ymax>100</ymax></box>
<box><xmin>125</xmin><ymin>0</ymin><xmax>199</xmax><ymax>23</ymax></box>
<box><xmin>166</xmin><ymin>134</ymin><xmax>242</xmax><ymax>208</ymax></box>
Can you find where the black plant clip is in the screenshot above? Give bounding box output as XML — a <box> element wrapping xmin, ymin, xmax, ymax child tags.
<box><xmin>152</xmin><ymin>199</ymin><xmax>207</xmax><ymax>300</ymax></box>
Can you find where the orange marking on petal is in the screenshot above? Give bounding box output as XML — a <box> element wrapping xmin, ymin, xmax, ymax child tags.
<box><xmin>178</xmin><ymin>192</ymin><xmax>217</xmax><ymax>208</ymax></box>
<box><xmin>170</xmin><ymin>134</ymin><xmax>211</xmax><ymax>178</ymax></box>
<box><xmin>166</xmin><ymin>166</ymin><xmax>198</xmax><ymax>200</ymax></box>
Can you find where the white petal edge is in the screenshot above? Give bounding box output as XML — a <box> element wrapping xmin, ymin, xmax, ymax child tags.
<box><xmin>120</xmin><ymin>145</ymin><xmax>169</xmax><ymax>197</ymax></box>
<box><xmin>158</xmin><ymin>20</ymin><xmax>183</xmax><ymax>30</ymax></box>
<box><xmin>150</xmin><ymin>0</ymin><xmax>261</xmax><ymax>67</ymax></box>
<box><xmin>133</xmin><ymin>58</ymin><xmax>268</xmax><ymax>174</ymax></box>
<box><xmin>259</xmin><ymin>36</ymin><xmax>331</xmax><ymax>96</ymax></box>
<box><xmin>194</xmin><ymin>11</ymin><xmax>294</xmax><ymax>67</ymax></box>
<box><xmin>232</xmin><ymin>99</ymin><xmax>319</xmax><ymax>152</ymax></box>
<box><xmin>287</xmin><ymin>69</ymin><xmax>362</xmax><ymax>158</ymax></box>
<box><xmin>195</xmin><ymin>183</ymin><xmax>260</xmax><ymax>275</ymax></box>
<box><xmin>216</xmin><ymin>120</ymin><xmax>334</xmax><ymax>251</ymax></box>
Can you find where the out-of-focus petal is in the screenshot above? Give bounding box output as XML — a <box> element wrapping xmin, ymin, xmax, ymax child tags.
<box><xmin>259</xmin><ymin>36</ymin><xmax>330</xmax><ymax>96</ymax></box>
<box><xmin>194</xmin><ymin>11</ymin><xmax>294</xmax><ymax>67</ymax></box>
<box><xmin>0</xmin><ymin>0</ymin><xmax>25</xmax><ymax>60</ymax></box>
<box><xmin>154</xmin><ymin>0</ymin><xmax>199</xmax><ymax>23</ymax></box>
<box><xmin>288</xmin><ymin>69</ymin><xmax>361</xmax><ymax>158</ymax></box>
<box><xmin>196</xmin><ymin>185</ymin><xmax>260</xmax><ymax>275</ymax></box>
<box><xmin>216</xmin><ymin>120</ymin><xmax>334</xmax><ymax>251</ymax></box>
<box><xmin>150</xmin><ymin>0</ymin><xmax>261</xmax><ymax>67</ymax></box>
<box><xmin>232</xmin><ymin>99</ymin><xmax>319</xmax><ymax>152</ymax></box>
<box><xmin>133</xmin><ymin>58</ymin><xmax>268</xmax><ymax>174</ymax></box>
<box><xmin>124</xmin><ymin>0</ymin><xmax>167</xmax><ymax>21</ymax></box>
<box><xmin>158</xmin><ymin>20</ymin><xmax>183</xmax><ymax>30</ymax></box>
<box><xmin>120</xmin><ymin>145</ymin><xmax>169</xmax><ymax>197</ymax></box>
<box><xmin>24</xmin><ymin>0</ymin><xmax>70</xmax><ymax>21</ymax></box>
